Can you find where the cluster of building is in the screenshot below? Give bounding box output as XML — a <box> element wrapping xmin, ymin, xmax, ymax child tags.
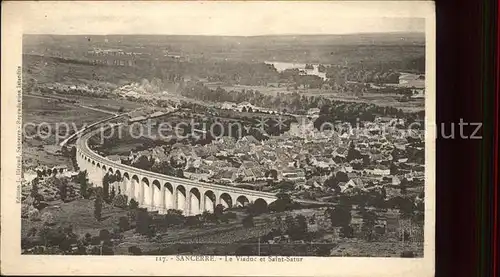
<box><xmin>86</xmin><ymin>48</ymin><xmax>145</xmax><ymax>57</ymax></box>
<box><xmin>41</xmin><ymin>83</ymin><xmax>110</xmax><ymax>97</ymax></box>
<box><xmin>219</xmin><ymin>101</ymin><xmax>283</xmax><ymax>114</ymax></box>
<box><xmin>120</xmin><ymin>114</ymin><xmax>425</xmax><ymax>200</ymax></box>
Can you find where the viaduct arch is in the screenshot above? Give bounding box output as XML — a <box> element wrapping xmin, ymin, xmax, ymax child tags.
<box><xmin>75</xmin><ymin>129</ymin><xmax>276</xmax><ymax>216</ymax></box>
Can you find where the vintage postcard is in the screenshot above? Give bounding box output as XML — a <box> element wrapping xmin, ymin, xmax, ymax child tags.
<box><xmin>1</xmin><ymin>1</ymin><xmax>435</xmax><ymax>276</ymax></box>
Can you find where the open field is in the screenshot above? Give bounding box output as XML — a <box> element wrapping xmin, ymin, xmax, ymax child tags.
<box><xmin>22</xmin><ymin>95</ymin><xmax>112</xmax><ymax>170</ymax></box>
<box><xmin>21</xmin><ymin>199</ymin><xmax>129</xmax><ymax>238</ymax></box>
<box><xmin>23</xmin><ymin>95</ymin><xmax>110</xmax><ymax>128</ymax></box>
<box><xmin>47</xmin><ymin>94</ymin><xmax>145</xmax><ymax>113</ymax></box>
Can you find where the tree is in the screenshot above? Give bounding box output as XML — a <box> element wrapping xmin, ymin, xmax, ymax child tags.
<box><xmin>30</xmin><ymin>179</ymin><xmax>42</xmax><ymax>208</ymax></box>
<box><xmin>288</xmin><ymin>215</ymin><xmax>308</xmax><ymax>240</ymax></box>
<box><xmin>347</xmin><ymin>142</ymin><xmax>362</xmax><ymax>161</ymax></box>
<box><xmin>164</xmin><ymin>209</ymin><xmax>185</xmax><ymax>226</ymax></box>
<box><xmin>360</xmin><ymin>209</ymin><xmax>377</xmax><ymax>241</ymax></box>
<box><xmin>133</xmin><ymin>155</ymin><xmax>155</xmax><ymax>171</ymax></box>
<box><xmin>340</xmin><ymin>225</ymin><xmax>354</xmax><ymax>238</ymax></box>
<box><xmin>185</xmin><ymin>216</ymin><xmax>202</xmax><ymax>227</ymax></box>
<box><xmin>102</xmin><ymin>174</ymin><xmax>110</xmax><ymax>203</ymax></box>
<box><xmin>101</xmin><ymin>240</ymin><xmax>114</xmax><ymax>255</ymax></box>
<box><xmin>30</xmin><ymin>178</ymin><xmax>40</xmax><ymax>198</ymax></box>
<box><xmin>246</xmin><ymin>201</ymin><xmax>268</xmax><ymax>216</ymax></box>
<box><xmin>59</xmin><ymin>179</ymin><xmax>68</xmax><ymax>202</ymax></box>
<box><xmin>269</xmin><ymin>192</ymin><xmax>294</xmax><ymax>212</ymax></box>
<box><xmin>41</xmin><ymin>212</ymin><xmax>56</xmax><ymax>226</ymax></box>
<box><xmin>110</xmin><ymin>187</ymin><xmax>116</xmax><ymax>201</ymax></box>
<box><xmin>77</xmin><ymin>171</ymin><xmax>90</xmax><ymax>199</ymax></box>
<box><xmin>400</xmin><ymin>178</ymin><xmax>409</xmax><ymax>195</ymax></box>
<box><xmin>242</xmin><ymin>215</ymin><xmax>255</xmax><ymax>228</ymax></box>
<box><xmin>129</xmin><ymin>198</ymin><xmax>139</xmax><ymax>209</ymax></box>
<box><xmin>326</xmin><ymin>204</ymin><xmax>352</xmax><ymax>227</ymax></box>
<box><xmin>94</xmin><ymin>193</ymin><xmax>103</xmax><ymax>221</ymax></box>
<box><xmin>399</xmin><ymin>197</ymin><xmax>415</xmax><ymax>220</ymax></box>
<box><xmin>214</xmin><ymin>204</ymin><xmax>225</xmax><ymax>218</ymax></box>
<box><xmin>201</xmin><ymin>211</ymin><xmax>217</xmax><ymax>223</ymax></box>
<box><xmin>336</xmin><ymin>171</ymin><xmax>349</xmax><ymax>183</ymax></box>
<box><xmin>265</xmin><ymin>169</ymin><xmax>278</xmax><ymax>181</ymax></box>
<box><xmin>113</xmin><ymin>194</ymin><xmax>128</xmax><ymax>208</ymax></box>
<box><xmin>320</xmin><ymin>104</ymin><xmax>331</xmax><ymax>115</ymax></box>
<box><xmin>324</xmin><ymin>175</ymin><xmax>340</xmax><ymax>193</ymax></box>
<box><xmin>118</xmin><ymin>216</ymin><xmax>130</xmax><ymax>232</ymax></box>
<box><xmin>38</xmin><ymin>227</ymin><xmax>52</xmax><ymax>247</ymax></box>
<box><xmin>274</xmin><ymin>216</ymin><xmax>284</xmax><ymax>230</ymax></box>
<box><xmin>99</xmin><ymin>229</ymin><xmax>111</xmax><ymax>242</ymax></box>
<box><xmin>135</xmin><ymin>208</ymin><xmax>151</xmax><ymax>236</ymax></box>
<box><xmin>276</xmin><ymin>180</ymin><xmax>295</xmax><ymax>191</ymax></box>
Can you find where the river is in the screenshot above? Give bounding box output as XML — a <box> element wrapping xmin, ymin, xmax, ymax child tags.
<box><xmin>265</xmin><ymin>61</ymin><xmax>328</xmax><ymax>81</ymax></box>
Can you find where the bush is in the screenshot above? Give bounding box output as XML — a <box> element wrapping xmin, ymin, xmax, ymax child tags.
<box><xmin>135</xmin><ymin>208</ymin><xmax>151</xmax><ymax>236</ymax></box>
<box><xmin>41</xmin><ymin>212</ymin><xmax>56</xmax><ymax>226</ymax></box>
<box><xmin>38</xmin><ymin>226</ymin><xmax>65</xmax><ymax>247</ymax></box>
<box><xmin>225</xmin><ymin>212</ymin><xmax>237</xmax><ymax>220</ymax></box>
<box><xmin>113</xmin><ymin>194</ymin><xmax>128</xmax><ymax>208</ymax></box>
<box><xmin>28</xmin><ymin>207</ymin><xmax>41</xmax><ymax>221</ymax></box>
<box><xmin>129</xmin><ymin>199</ymin><xmax>139</xmax><ymax>209</ymax></box>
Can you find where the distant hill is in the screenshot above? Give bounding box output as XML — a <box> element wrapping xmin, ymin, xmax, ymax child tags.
<box><xmin>23</xmin><ymin>33</ymin><xmax>425</xmax><ymax>66</ymax></box>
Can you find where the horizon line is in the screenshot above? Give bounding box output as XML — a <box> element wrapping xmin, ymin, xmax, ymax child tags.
<box><xmin>23</xmin><ymin>31</ymin><xmax>425</xmax><ymax>37</ymax></box>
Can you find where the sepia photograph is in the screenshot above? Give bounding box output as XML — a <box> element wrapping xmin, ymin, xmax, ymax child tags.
<box><xmin>1</xmin><ymin>1</ymin><xmax>435</xmax><ymax>276</ymax></box>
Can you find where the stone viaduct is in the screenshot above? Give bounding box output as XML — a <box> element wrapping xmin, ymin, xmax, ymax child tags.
<box><xmin>75</xmin><ymin>129</ymin><xmax>277</xmax><ymax>216</ymax></box>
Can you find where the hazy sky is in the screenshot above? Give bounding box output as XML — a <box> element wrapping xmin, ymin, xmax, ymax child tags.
<box><xmin>18</xmin><ymin>1</ymin><xmax>429</xmax><ymax>36</ymax></box>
